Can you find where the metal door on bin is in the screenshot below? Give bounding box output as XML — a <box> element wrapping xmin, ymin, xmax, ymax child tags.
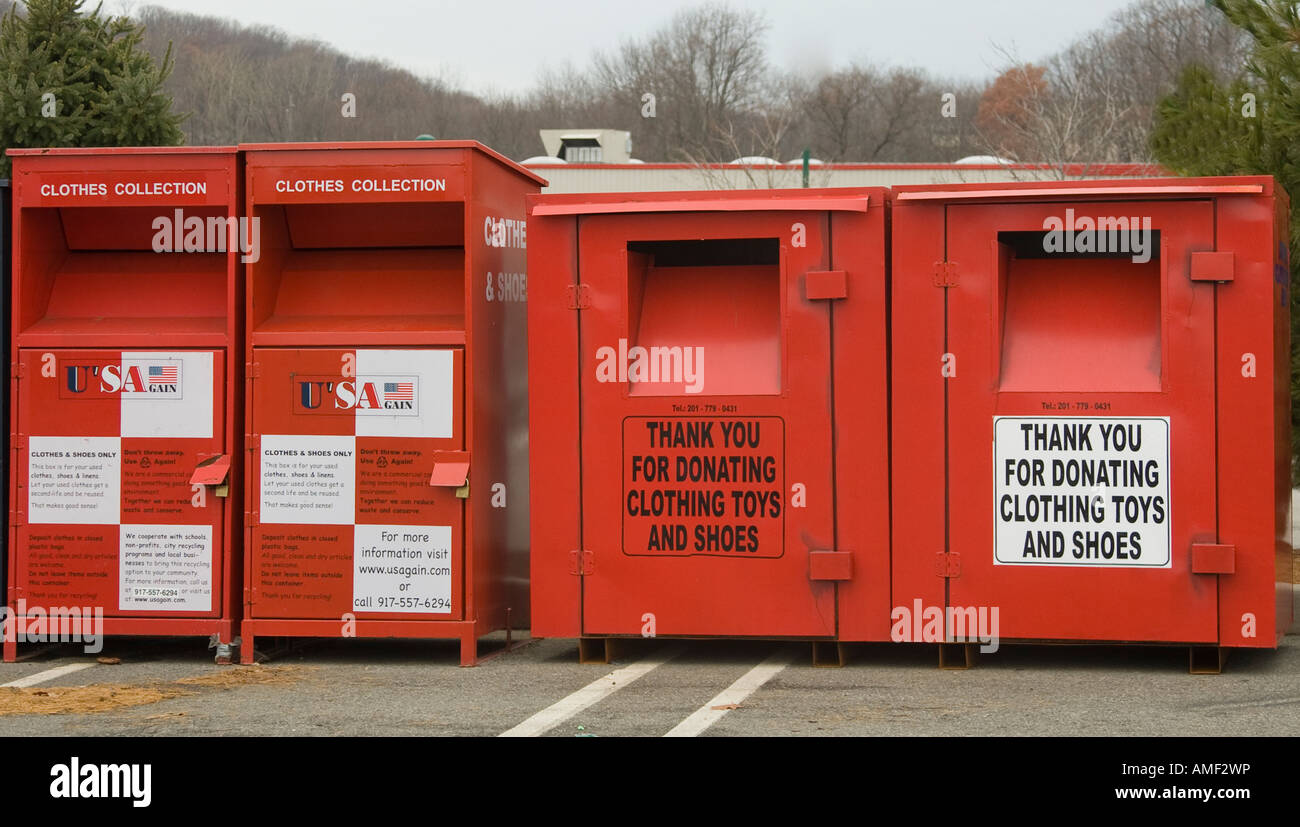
<box><xmin>14</xmin><ymin>348</ymin><xmax>225</xmax><ymax>616</ymax></box>
<box><xmin>945</xmin><ymin>200</ymin><xmax>1217</xmax><ymax>642</ymax></box>
<box><xmin>577</xmin><ymin>211</ymin><xmax>837</xmax><ymax>637</ymax></box>
<box><xmin>248</xmin><ymin>347</ymin><xmax>465</xmax><ymax>621</ymax></box>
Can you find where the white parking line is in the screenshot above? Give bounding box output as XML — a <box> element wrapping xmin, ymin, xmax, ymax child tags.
<box><xmin>1</xmin><ymin>662</ymin><xmax>97</xmax><ymax>688</ymax></box>
<box><xmin>664</xmin><ymin>649</ymin><xmax>793</xmax><ymax>737</ymax></box>
<box><xmin>499</xmin><ymin>646</ymin><xmax>683</xmax><ymax>737</ymax></box>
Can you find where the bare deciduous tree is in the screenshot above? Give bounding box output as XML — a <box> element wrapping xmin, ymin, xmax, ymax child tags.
<box><xmin>106</xmin><ymin>0</ymin><xmax>1252</xmax><ymax>167</ymax></box>
<box><xmin>973</xmin><ymin>0</ymin><xmax>1250</xmax><ymax>169</ymax></box>
<box><xmin>592</xmin><ymin>2</ymin><xmax>770</xmax><ymax>161</ymax></box>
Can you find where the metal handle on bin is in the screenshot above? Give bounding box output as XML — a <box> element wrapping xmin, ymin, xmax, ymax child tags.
<box><xmin>430</xmin><ymin>451</ymin><xmax>471</xmax><ymax>498</ymax></box>
<box><xmin>190</xmin><ymin>454</ymin><xmax>231</xmax><ymax>498</ymax></box>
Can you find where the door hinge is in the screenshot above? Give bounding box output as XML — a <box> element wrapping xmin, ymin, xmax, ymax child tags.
<box><xmin>1191</xmin><ymin>543</ymin><xmax>1235</xmax><ymax>574</ymax></box>
<box><xmin>10</xmin><ymin>434</ymin><xmax>25</xmax><ymax>525</ymax></box>
<box><xmin>245</xmin><ymin>361</ymin><xmax>260</xmax><ymax>379</ymax></box>
<box><xmin>569</xmin><ymin>549</ymin><xmax>593</xmax><ymax>575</ymax></box>
<box><xmin>247</xmin><ymin>511</ymin><xmax>259</xmax><ymax>529</ymax></box>
<box><xmin>935</xmin><ymin>552</ymin><xmax>961</xmax><ymax>578</ymax></box>
<box><xmin>1190</xmin><ymin>251</ymin><xmax>1234</xmax><ymax>283</ymax></box>
<box><xmin>566</xmin><ymin>284</ymin><xmax>591</xmax><ymax>310</ymax></box>
<box><xmin>12</xmin><ymin>361</ymin><xmax>25</xmax><ymax>379</ymax></box>
<box><xmin>933</xmin><ymin>261</ymin><xmax>958</xmax><ymax>287</ymax></box>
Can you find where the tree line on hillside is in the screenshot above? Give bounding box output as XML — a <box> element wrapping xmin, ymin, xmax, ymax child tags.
<box><xmin>0</xmin><ymin>0</ymin><xmax>1251</xmax><ymax>166</ymax></box>
<box><xmin>125</xmin><ymin>0</ymin><xmax>1244</xmax><ymax>165</ymax></box>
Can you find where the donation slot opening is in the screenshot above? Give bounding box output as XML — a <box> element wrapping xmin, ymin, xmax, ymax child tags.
<box><xmin>250</xmin><ymin>201</ymin><xmax>466</xmax><ymax>336</ymax></box>
<box><xmin>624</xmin><ymin>238</ymin><xmax>781</xmax><ymax>396</ymax></box>
<box><xmin>16</xmin><ymin>205</ymin><xmax>229</xmax><ymax>338</ymax></box>
<box><xmin>995</xmin><ymin>230</ymin><xmax>1163</xmax><ymax>392</ymax></box>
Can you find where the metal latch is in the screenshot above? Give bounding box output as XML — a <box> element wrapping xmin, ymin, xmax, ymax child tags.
<box><xmin>809</xmin><ymin>550</ymin><xmax>853</xmax><ymax>580</ymax></box>
<box><xmin>1191</xmin><ymin>543</ymin><xmax>1235</xmax><ymax>574</ymax></box>
<box><xmin>429</xmin><ymin>451</ymin><xmax>470</xmax><ymax>495</ymax></box>
<box><xmin>805</xmin><ymin>270</ymin><xmax>848</xmax><ymax>300</ymax></box>
<box><xmin>1190</xmin><ymin>251</ymin><xmax>1234</xmax><ymax>283</ymax></box>
<box><xmin>190</xmin><ymin>454</ymin><xmax>232</xmax><ymax>498</ymax></box>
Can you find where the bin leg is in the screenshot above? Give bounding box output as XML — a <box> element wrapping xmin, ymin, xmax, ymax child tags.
<box><xmin>811</xmin><ymin>641</ymin><xmax>846</xmax><ymax>667</ymax></box>
<box><xmin>1189</xmin><ymin>646</ymin><xmax>1227</xmax><ymax>675</ymax></box>
<box><xmin>459</xmin><ymin>630</ymin><xmax>478</xmax><ymax>668</ymax></box>
<box><xmin>239</xmin><ymin>631</ymin><xmax>256</xmax><ymax>664</ymax></box>
<box><xmin>938</xmin><ymin>642</ymin><xmax>976</xmax><ymax>670</ymax></box>
<box><xmin>578</xmin><ymin>637</ymin><xmax>611</xmax><ymax>665</ymax></box>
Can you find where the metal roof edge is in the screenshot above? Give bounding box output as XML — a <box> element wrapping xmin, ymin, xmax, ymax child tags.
<box><xmin>237</xmin><ymin>140</ymin><xmax>548</xmax><ymax>186</ymax></box>
<box><xmin>527</xmin><ymin>188</ymin><xmax>883</xmax><ymax>216</ymax></box>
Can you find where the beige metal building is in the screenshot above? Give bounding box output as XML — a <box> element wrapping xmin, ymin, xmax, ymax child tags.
<box><xmin>522</xmin><ymin>161</ymin><xmax>1165</xmax><ymax>194</ymax></box>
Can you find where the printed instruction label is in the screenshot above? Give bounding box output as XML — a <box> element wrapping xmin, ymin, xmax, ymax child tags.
<box><xmin>259</xmin><ymin>435</ymin><xmax>356</xmax><ymax>524</ymax></box>
<box><xmin>28</xmin><ymin>436</ymin><xmax>122</xmax><ymax>524</ymax></box>
<box><xmin>119</xmin><ymin>525</ymin><xmax>214</xmax><ymax>611</ymax></box>
<box><xmin>623</xmin><ymin>417</ymin><xmax>784</xmax><ymax>557</ymax></box>
<box><xmin>994</xmin><ymin>416</ymin><xmax>1171</xmax><ymax>567</ymax></box>
<box><xmin>122</xmin><ymin>447</ymin><xmax>192</xmax><ymax>519</ymax></box>
<box><xmin>352</xmin><ymin>524</ymin><xmax>452</xmax><ymax>613</ymax></box>
<box><xmin>22</xmin><ymin>530</ymin><xmax>113</xmax><ymax>604</ymax></box>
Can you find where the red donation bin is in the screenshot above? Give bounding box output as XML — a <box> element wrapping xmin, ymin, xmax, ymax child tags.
<box><xmin>241</xmin><ymin>142</ymin><xmax>543</xmax><ymax>665</ymax></box>
<box><xmin>527</xmin><ymin>189</ymin><xmax>892</xmax><ymax>660</ymax></box>
<box><xmin>6</xmin><ymin>147</ymin><xmax>242</xmax><ymax>661</ymax></box>
<box><xmin>891</xmin><ymin>177</ymin><xmax>1292</xmax><ymax>660</ymax></box>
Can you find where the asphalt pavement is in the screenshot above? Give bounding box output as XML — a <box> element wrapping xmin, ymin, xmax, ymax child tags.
<box><xmin>0</xmin><ymin>496</ymin><xmax>1295</xmax><ymax>738</ymax></box>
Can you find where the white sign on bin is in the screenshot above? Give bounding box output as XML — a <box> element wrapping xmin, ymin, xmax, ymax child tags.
<box><xmin>993</xmin><ymin>416</ymin><xmax>1171</xmax><ymax>567</ymax></box>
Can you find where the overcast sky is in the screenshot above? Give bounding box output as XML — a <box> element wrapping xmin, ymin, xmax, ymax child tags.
<box><xmin>112</xmin><ymin>0</ymin><xmax>1139</xmax><ymax>94</ymax></box>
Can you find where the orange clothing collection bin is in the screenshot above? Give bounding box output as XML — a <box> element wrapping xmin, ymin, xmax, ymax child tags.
<box><xmin>526</xmin><ymin>189</ymin><xmax>893</xmax><ymax>655</ymax></box>
<box><xmin>527</xmin><ymin>178</ymin><xmax>1292</xmax><ymax>662</ymax></box>
<box><xmin>239</xmin><ymin>142</ymin><xmax>542</xmax><ymax>665</ymax></box>
<box><xmin>889</xmin><ymin>178</ymin><xmax>1292</xmax><ymax>659</ymax></box>
<box><xmin>6</xmin><ymin>148</ymin><xmax>242</xmax><ymax>661</ymax></box>
<box><xmin>2</xmin><ymin>144</ymin><xmax>1291</xmax><ymax>668</ymax></box>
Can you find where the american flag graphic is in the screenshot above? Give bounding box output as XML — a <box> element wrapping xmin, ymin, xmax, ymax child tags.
<box><xmin>149</xmin><ymin>365</ymin><xmax>179</xmax><ymax>384</ymax></box>
<box><xmin>384</xmin><ymin>381</ymin><xmax>414</xmax><ymax>401</ymax></box>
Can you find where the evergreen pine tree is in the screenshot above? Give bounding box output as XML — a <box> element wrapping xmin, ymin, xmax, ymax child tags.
<box><xmin>0</xmin><ymin>0</ymin><xmax>184</xmax><ymax>176</ymax></box>
<box><xmin>1150</xmin><ymin>0</ymin><xmax>1300</xmax><ymax>464</ymax></box>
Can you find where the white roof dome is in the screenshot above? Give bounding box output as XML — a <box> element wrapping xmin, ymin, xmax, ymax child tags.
<box><xmin>954</xmin><ymin>155</ymin><xmax>1015</xmax><ymax>165</ymax></box>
